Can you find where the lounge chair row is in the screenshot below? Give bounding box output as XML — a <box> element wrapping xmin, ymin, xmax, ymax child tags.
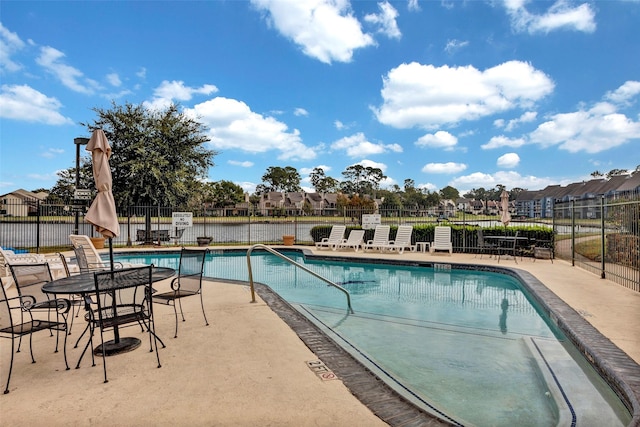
<box><xmin>315</xmin><ymin>225</ymin><xmax>453</xmax><ymax>255</ymax></box>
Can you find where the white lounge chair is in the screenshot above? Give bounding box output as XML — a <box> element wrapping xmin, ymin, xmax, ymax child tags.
<box><xmin>1</xmin><ymin>246</ymin><xmax>68</xmax><ymax>286</ymax></box>
<box><xmin>334</xmin><ymin>229</ymin><xmax>365</xmax><ymax>252</ymax></box>
<box><xmin>430</xmin><ymin>226</ymin><xmax>452</xmax><ymax>255</ymax></box>
<box><xmin>363</xmin><ymin>225</ymin><xmax>391</xmax><ymax>252</ymax></box>
<box><xmin>382</xmin><ymin>225</ymin><xmax>415</xmax><ymax>254</ymax></box>
<box><xmin>315</xmin><ymin>225</ymin><xmax>346</xmax><ymax>250</ymax></box>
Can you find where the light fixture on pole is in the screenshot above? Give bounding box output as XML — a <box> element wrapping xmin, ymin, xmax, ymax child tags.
<box><xmin>73</xmin><ymin>137</ymin><xmax>90</xmax><ymax>235</ymax></box>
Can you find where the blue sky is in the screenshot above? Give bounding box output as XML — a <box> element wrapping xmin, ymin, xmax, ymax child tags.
<box><xmin>1</xmin><ymin>0</ymin><xmax>639</xmax><ymax>197</ymax></box>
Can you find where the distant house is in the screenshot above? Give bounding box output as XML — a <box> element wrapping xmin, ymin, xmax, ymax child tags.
<box><xmin>0</xmin><ymin>189</ymin><xmax>48</xmax><ymax>216</ymax></box>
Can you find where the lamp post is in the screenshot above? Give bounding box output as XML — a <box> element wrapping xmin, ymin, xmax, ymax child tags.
<box><xmin>73</xmin><ymin>137</ymin><xmax>90</xmax><ymax>235</ymax></box>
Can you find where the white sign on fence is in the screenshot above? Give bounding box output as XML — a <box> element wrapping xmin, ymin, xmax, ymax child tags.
<box><xmin>172</xmin><ymin>212</ymin><xmax>193</xmax><ymax>228</ymax></box>
<box><xmin>361</xmin><ymin>214</ymin><xmax>381</xmax><ymax>230</ymax></box>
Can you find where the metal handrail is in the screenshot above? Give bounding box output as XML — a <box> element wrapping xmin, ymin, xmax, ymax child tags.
<box><xmin>246</xmin><ymin>244</ymin><xmax>353</xmax><ymax>314</ymax></box>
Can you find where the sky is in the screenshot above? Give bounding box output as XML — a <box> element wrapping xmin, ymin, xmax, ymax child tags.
<box><xmin>1</xmin><ymin>0</ymin><xmax>639</xmax><ymax>197</ymax></box>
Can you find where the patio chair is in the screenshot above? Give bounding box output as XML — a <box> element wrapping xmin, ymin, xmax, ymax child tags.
<box><xmin>315</xmin><ymin>225</ymin><xmax>346</xmax><ymax>250</ymax></box>
<box><xmin>497</xmin><ymin>231</ymin><xmax>519</xmax><ymax>264</ymax></box>
<box><xmin>152</xmin><ymin>248</ymin><xmax>209</xmax><ymax>338</ymax></box>
<box><xmin>381</xmin><ymin>225</ymin><xmax>415</xmax><ymax>254</ymax></box>
<box><xmin>0</xmin><ymin>276</ymin><xmax>70</xmax><ymax>394</ymax></box>
<box><xmin>476</xmin><ymin>229</ymin><xmax>498</xmax><ymax>259</ymax></box>
<box><xmin>69</xmin><ymin>235</ymin><xmax>111</xmax><ymax>271</ymax></box>
<box><xmin>363</xmin><ymin>225</ymin><xmax>391</xmax><ymax>252</ymax></box>
<box><xmin>334</xmin><ymin>229</ymin><xmax>365</xmax><ymax>252</ymax></box>
<box><xmin>430</xmin><ymin>226</ymin><xmax>452</xmax><ymax>255</ymax></box>
<box><xmin>80</xmin><ymin>265</ymin><xmax>161</xmax><ymax>383</ymax></box>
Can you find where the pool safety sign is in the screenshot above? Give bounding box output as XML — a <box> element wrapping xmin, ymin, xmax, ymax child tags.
<box><xmin>361</xmin><ymin>214</ymin><xmax>381</xmax><ymax>230</ymax></box>
<box><xmin>306</xmin><ymin>360</ymin><xmax>337</xmax><ymax>381</ymax></box>
<box><xmin>172</xmin><ymin>212</ymin><xmax>193</xmax><ymax>228</ymax></box>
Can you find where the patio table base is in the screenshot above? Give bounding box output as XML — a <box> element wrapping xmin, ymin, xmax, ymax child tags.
<box><xmin>93</xmin><ymin>337</ymin><xmax>141</xmax><ymax>357</ymax></box>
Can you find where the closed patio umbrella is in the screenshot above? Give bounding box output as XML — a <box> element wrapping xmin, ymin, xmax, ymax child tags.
<box><xmin>500</xmin><ymin>190</ymin><xmax>511</xmax><ymax>227</ymax></box>
<box><xmin>85</xmin><ymin>129</ymin><xmax>119</xmax><ymax>270</ymax></box>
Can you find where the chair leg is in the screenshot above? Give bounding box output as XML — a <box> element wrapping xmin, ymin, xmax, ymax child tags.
<box><xmin>172</xmin><ymin>302</ymin><xmax>180</xmax><ymax>339</ymax></box>
<box><xmin>4</xmin><ymin>337</ymin><xmax>16</xmax><ymax>394</ymax></box>
<box><xmin>199</xmin><ymin>293</ymin><xmax>209</xmax><ymax>327</ymax></box>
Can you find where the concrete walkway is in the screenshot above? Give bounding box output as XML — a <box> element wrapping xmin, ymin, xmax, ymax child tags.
<box><xmin>1</xmin><ymin>247</ymin><xmax>638</xmax><ymax>426</ymax></box>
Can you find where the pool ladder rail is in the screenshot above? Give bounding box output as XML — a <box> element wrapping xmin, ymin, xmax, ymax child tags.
<box><xmin>246</xmin><ymin>244</ymin><xmax>354</xmax><ymax>314</ymax></box>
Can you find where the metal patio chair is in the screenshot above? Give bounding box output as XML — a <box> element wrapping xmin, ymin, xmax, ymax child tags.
<box><xmin>78</xmin><ymin>265</ymin><xmax>161</xmax><ymax>383</ymax></box>
<box><xmin>0</xmin><ymin>271</ymin><xmax>70</xmax><ymax>394</ymax></box>
<box><xmin>152</xmin><ymin>248</ymin><xmax>209</xmax><ymax>338</ymax></box>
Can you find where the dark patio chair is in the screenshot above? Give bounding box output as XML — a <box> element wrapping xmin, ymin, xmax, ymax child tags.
<box><xmin>475</xmin><ymin>229</ymin><xmax>498</xmax><ymax>259</ymax></box>
<box><xmin>8</xmin><ymin>263</ymin><xmax>71</xmax><ymax>351</ymax></box>
<box><xmin>152</xmin><ymin>248</ymin><xmax>209</xmax><ymax>338</ymax></box>
<box><xmin>497</xmin><ymin>231</ymin><xmax>519</xmax><ymax>264</ymax></box>
<box><xmin>78</xmin><ymin>265</ymin><xmax>161</xmax><ymax>383</ymax></box>
<box><xmin>0</xmin><ymin>273</ymin><xmax>70</xmax><ymax>394</ymax></box>
<box><xmin>73</xmin><ymin>245</ymin><xmax>122</xmax><ymax>273</ymax></box>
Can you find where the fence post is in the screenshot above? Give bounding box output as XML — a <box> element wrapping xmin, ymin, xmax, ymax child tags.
<box><xmin>600</xmin><ymin>195</ymin><xmax>606</xmax><ymax>279</ymax></box>
<box><xmin>36</xmin><ymin>200</ymin><xmax>41</xmax><ymax>253</ymax></box>
<box><xmin>571</xmin><ymin>200</ymin><xmax>575</xmax><ymax>266</ymax></box>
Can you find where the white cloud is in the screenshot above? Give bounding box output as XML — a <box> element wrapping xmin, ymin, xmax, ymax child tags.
<box><xmin>188</xmin><ymin>96</ymin><xmax>315</xmax><ymax>161</ymax></box>
<box><xmin>0</xmin><ymin>84</ymin><xmax>73</xmax><ymax>125</ymax></box>
<box><xmin>36</xmin><ymin>46</ymin><xmax>101</xmax><ymax>95</ymax></box>
<box><xmin>450</xmin><ymin>170</ymin><xmax>557</xmax><ymax>193</ymax></box>
<box><xmin>334</xmin><ymin>120</ymin><xmax>346</xmax><ymax>130</ymax></box>
<box><xmin>528</xmin><ymin>102</ymin><xmax>640</xmax><ymax>153</ymax></box>
<box><xmin>153</xmin><ymin>80</ymin><xmax>218</xmax><ymax>101</ymax></box>
<box><xmin>415</xmin><ymin>130</ymin><xmax>458</xmax><ymax>150</ymax></box>
<box><xmin>330</xmin><ymin>132</ymin><xmax>402</xmax><ymax>157</ymax></box>
<box><xmin>294</xmin><ymin>107</ymin><xmax>309</xmax><ymax>116</ymax></box>
<box><xmin>0</xmin><ymin>23</ymin><xmax>26</xmax><ymax>73</ymax></box>
<box><xmin>605</xmin><ymin>81</ymin><xmax>640</xmax><ymax>105</ymax></box>
<box><xmin>421</xmin><ymin>162</ymin><xmax>467</xmax><ymax>174</ymax></box>
<box><xmin>300</xmin><ymin>164</ymin><xmax>332</xmax><ymax>175</ymax></box>
<box><xmin>251</xmin><ymin>0</ymin><xmax>375</xmax><ymax>64</ymax></box>
<box><xmin>481</xmin><ymin>135</ymin><xmax>526</xmax><ymax>149</ymax></box>
<box><xmin>354</xmin><ymin>159</ymin><xmax>388</xmax><ymax>172</ymax></box>
<box><xmin>444</xmin><ymin>39</ymin><xmax>469</xmax><ymax>54</ymax></box>
<box><xmin>504</xmin><ymin>111</ymin><xmax>537</xmax><ymax>131</ymax></box>
<box><xmin>497</xmin><ymin>152</ymin><xmax>520</xmax><ymax>168</ymax></box>
<box><xmin>504</xmin><ymin>0</ymin><xmax>596</xmax><ymax>34</ymax></box>
<box><xmin>374</xmin><ymin>60</ymin><xmax>554</xmax><ymax>128</ymax></box>
<box><xmin>407</xmin><ymin>0</ymin><xmax>420</xmax><ymax>12</ymax></box>
<box><xmin>106</xmin><ymin>73</ymin><xmax>122</xmax><ymax>87</ymax></box>
<box><xmin>364</xmin><ymin>1</ymin><xmax>401</xmax><ymax>39</ymax></box>
<box><xmin>228</xmin><ymin>160</ymin><xmax>254</xmax><ymax>167</ymax></box>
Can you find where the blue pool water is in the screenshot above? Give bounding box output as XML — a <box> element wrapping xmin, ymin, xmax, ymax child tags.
<box><xmin>115</xmin><ymin>250</ymin><xmax>631</xmax><ymax>427</ymax></box>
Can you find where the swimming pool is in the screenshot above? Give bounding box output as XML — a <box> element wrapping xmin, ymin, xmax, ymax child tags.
<box><xmin>115</xmin><ymin>250</ymin><xmax>632</xmax><ymax>426</ymax></box>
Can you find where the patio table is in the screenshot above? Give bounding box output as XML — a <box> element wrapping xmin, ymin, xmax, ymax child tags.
<box><xmin>42</xmin><ymin>266</ymin><xmax>175</xmax><ymax>357</ymax></box>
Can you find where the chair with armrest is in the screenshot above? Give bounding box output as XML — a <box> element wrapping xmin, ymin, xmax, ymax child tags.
<box><xmin>0</xmin><ymin>276</ymin><xmax>70</xmax><ymax>394</ymax></box>
<box><xmin>334</xmin><ymin>229</ymin><xmax>365</xmax><ymax>252</ymax></box>
<box><xmin>497</xmin><ymin>231</ymin><xmax>519</xmax><ymax>264</ymax></box>
<box><xmin>78</xmin><ymin>265</ymin><xmax>161</xmax><ymax>383</ymax></box>
<box><xmin>476</xmin><ymin>228</ymin><xmax>498</xmax><ymax>259</ymax></box>
<box><xmin>315</xmin><ymin>225</ymin><xmax>346</xmax><ymax>250</ymax></box>
<box><xmin>430</xmin><ymin>226</ymin><xmax>453</xmax><ymax>255</ymax></box>
<box><xmin>152</xmin><ymin>248</ymin><xmax>209</xmax><ymax>338</ymax></box>
<box><xmin>381</xmin><ymin>225</ymin><xmax>415</xmax><ymax>254</ymax></box>
<box><xmin>363</xmin><ymin>225</ymin><xmax>391</xmax><ymax>252</ymax></box>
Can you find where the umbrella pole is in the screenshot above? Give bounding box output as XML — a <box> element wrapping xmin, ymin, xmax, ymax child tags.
<box><xmin>109</xmin><ymin>237</ymin><xmax>114</xmax><ymax>271</ymax></box>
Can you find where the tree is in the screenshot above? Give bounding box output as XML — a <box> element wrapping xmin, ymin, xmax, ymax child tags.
<box><xmin>81</xmin><ymin>102</ymin><xmax>217</xmax><ymax>208</ymax></box>
<box><xmin>341</xmin><ymin>165</ymin><xmax>386</xmax><ymax>197</ymax></box>
<box><xmin>309</xmin><ymin>167</ymin><xmax>339</xmax><ymax>193</ymax></box>
<box><xmin>261</xmin><ymin>166</ymin><xmax>302</xmax><ymax>192</ymax></box>
<box><xmin>49</xmin><ymin>159</ymin><xmax>94</xmax><ymax>202</ymax></box>
<box><xmin>209</xmin><ymin>180</ymin><xmax>245</xmax><ymax>207</ymax></box>
<box><xmin>439</xmin><ymin>186</ymin><xmax>459</xmax><ymax>201</ymax></box>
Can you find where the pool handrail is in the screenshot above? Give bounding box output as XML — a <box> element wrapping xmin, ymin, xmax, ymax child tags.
<box><xmin>246</xmin><ymin>244</ymin><xmax>354</xmax><ymax>314</ymax></box>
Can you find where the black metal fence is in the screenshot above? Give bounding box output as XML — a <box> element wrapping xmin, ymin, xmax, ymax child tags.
<box><xmin>2</xmin><ymin>202</ymin><xmax>550</xmax><ymax>251</ymax></box>
<box><xmin>553</xmin><ymin>192</ymin><xmax>640</xmax><ymax>292</ymax></box>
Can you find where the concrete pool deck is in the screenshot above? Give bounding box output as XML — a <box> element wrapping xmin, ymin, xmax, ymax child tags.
<box><xmin>1</xmin><ymin>247</ymin><xmax>639</xmax><ymax>426</ymax></box>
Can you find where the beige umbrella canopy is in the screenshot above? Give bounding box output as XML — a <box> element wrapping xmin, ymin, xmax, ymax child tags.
<box><xmin>85</xmin><ymin>129</ymin><xmax>120</xmax><ymax>239</ymax></box>
<box><xmin>500</xmin><ymin>190</ymin><xmax>511</xmax><ymax>226</ymax></box>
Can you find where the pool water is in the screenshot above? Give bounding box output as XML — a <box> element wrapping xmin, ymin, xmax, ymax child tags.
<box><xmin>115</xmin><ymin>250</ymin><xmax>631</xmax><ymax>427</ymax></box>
